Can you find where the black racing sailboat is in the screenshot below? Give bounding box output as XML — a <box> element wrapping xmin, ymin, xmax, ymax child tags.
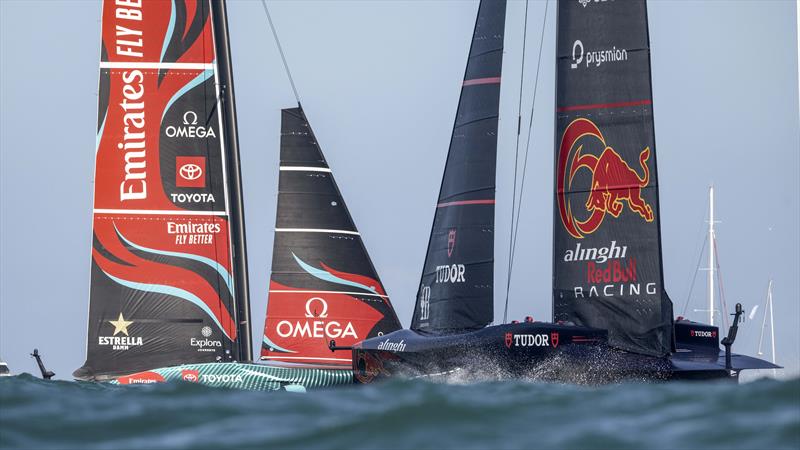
<box><xmin>350</xmin><ymin>0</ymin><xmax>779</xmax><ymax>383</ymax></box>
<box><xmin>75</xmin><ymin>0</ymin><xmax>399</xmax><ymax>390</ymax></box>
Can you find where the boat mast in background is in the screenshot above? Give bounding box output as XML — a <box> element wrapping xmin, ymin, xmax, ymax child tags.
<box><xmin>707</xmin><ymin>185</ymin><xmax>716</xmax><ymax>326</ymax></box>
<box><xmin>757</xmin><ymin>279</ymin><xmax>777</xmax><ymax>377</ymax></box>
<box><xmin>694</xmin><ymin>185</ymin><xmax>726</xmax><ymax>326</ymax></box>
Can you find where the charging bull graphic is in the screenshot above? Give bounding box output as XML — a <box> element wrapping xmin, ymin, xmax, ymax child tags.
<box><xmin>557</xmin><ymin>118</ymin><xmax>654</xmax><ymax>239</ymax></box>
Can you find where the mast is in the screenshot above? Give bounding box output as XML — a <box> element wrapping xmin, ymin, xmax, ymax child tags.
<box><xmin>210</xmin><ymin>0</ymin><xmax>252</xmax><ymax>362</ymax></box>
<box><xmin>707</xmin><ymin>185</ymin><xmax>715</xmax><ymax>326</ymax></box>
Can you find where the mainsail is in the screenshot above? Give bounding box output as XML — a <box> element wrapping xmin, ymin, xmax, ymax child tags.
<box><xmin>552</xmin><ymin>0</ymin><xmax>673</xmax><ymax>356</ymax></box>
<box><xmin>411</xmin><ymin>0</ymin><xmax>507</xmax><ymax>332</ymax></box>
<box><xmin>261</xmin><ymin>107</ymin><xmax>402</xmax><ymax>365</ymax></box>
<box><xmin>76</xmin><ymin>0</ymin><xmax>250</xmax><ymax>380</ymax></box>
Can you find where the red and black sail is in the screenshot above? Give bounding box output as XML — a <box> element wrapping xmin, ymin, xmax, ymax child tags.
<box><xmin>552</xmin><ymin>0</ymin><xmax>673</xmax><ymax>356</ymax></box>
<box><xmin>411</xmin><ymin>0</ymin><xmax>506</xmax><ymax>332</ymax></box>
<box><xmin>75</xmin><ymin>0</ymin><xmax>250</xmax><ymax>380</ymax></box>
<box><xmin>261</xmin><ymin>107</ymin><xmax>402</xmax><ymax>365</ymax></box>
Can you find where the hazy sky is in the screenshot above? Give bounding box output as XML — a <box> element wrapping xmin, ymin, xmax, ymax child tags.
<box><xmin>1</xmin><ymin>0</ymin><xmax>798</xmax><ymax>379</ymax></box>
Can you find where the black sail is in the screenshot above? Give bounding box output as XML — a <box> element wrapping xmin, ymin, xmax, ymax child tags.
<box><xmin>552</xmin><ymin>0</ymin><xmax>673</xmax><ymax>356</ymax></box>
<box><xmin>262</xmin><ymin>107</ymin><xmax>402</xmax><ymax>364</ymax></box>
<box><xmin>411</xmin><ymin>0</ymin><xmax>506</xmax><ymax>332</ymax></box>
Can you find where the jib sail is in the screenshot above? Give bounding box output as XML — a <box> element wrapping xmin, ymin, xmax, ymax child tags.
<box><xmin>552</xmin><ymin>0</ymin><xmax>673</xmax><ymax>356</ymax></box>
<box><xmin>411</xmin><ymin>0</ymin><xmax>507</xmax><ymax>332</ymax></box>
<box><xmin>75</xmin><ymin>0</ymin><xmax>250</xmax><ymax>380</ymax></box>
<box><xmin>261</xmin><ymin>107</ymin><xmax>402</xmax><ymax>365</ymax></box>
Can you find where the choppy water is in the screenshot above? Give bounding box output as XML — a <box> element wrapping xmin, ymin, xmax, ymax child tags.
<box><xmin>0</xmin><ymin>374</ymin><xmax>798</xmax><ymax>449</ymax></box>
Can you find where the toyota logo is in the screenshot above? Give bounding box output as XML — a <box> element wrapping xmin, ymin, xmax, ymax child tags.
<box><xmin>179</xmin><ymin>163</ymin><xmax>203</xmax><ymax>181</ymax></box>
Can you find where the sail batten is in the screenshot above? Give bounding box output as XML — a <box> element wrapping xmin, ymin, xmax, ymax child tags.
<box><xmin>261</xmin><ymin>107</ymin><xmax>401</xmax><ymax>365</ymax></box>
<box><xmin>552</xmin><ymin>0</ymin><xmax>673</xmax><ymax>357</ymax></box>
<box><xmin>411</xmin><ymin>0</ymin><xmax>506</xmax><ymax>332</ymax></box>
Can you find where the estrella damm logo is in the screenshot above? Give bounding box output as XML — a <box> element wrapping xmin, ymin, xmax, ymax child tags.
<box><xmin>557</xmin><ymin>118</ymin><xmax>654</xmax><ymax>239</ymax></box>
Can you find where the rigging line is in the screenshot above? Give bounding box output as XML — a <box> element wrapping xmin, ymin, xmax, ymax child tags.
<box><xmin>681</xmin><ymin>233</ymin><xmax>707</xmax><ymax>317</ymax></box>
<box><xmin>505</xmin><ymin>0</ymin><xmax>549</xmax><ymax>314</ymax></box>
<box><xmin>260</xmin><ymin>0</ymin><xmax>301</xmax><ymax>105</ymax></box>
<box><xmin>503</xmin><ymin>0</ymin><xmax>529</xmax><ymax>324</ymax></box>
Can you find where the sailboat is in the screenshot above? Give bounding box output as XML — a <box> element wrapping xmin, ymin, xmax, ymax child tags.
<box><xmin>75</xmin><ymin>0</ymin><xmax>400</xmax><ymax>390</ymax></box>
<box><xmin>349</xmin><ymin>0</ymin><xmax>779</xmax><ymax>383</ymax></box>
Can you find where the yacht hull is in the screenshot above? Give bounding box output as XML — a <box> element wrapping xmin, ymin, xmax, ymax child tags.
<box><xmin>87</xmin><ymin>362</ymin><xmax>352</xmax><ymax>391</ymax></box>
<box><xmin>353</xmin><ymin>322</ymin><xmax>780</xmax><ymax>384</ymax></box>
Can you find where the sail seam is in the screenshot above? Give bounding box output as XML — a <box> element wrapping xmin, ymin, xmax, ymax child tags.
<box><xmin>99</xmin><ymin>62</ymin><xmax>214</xmax><ymax>70</ymax></box>
<box><xmin>279</xmin><ymin>166</ymin><xmax>332</xmax><ymax>172</ymax></box>
<box><xmin>94</xmin><ymin>209</ymin><xmax>227</xmax><ymax>216</ymax></box>
<box><xmin>268</xmin><ymin>289</ymin><xmax>389</xmax><ymax>298</ymax></box>
<box><xmin>275</xmin><ymin>228</ymin><xmax>359</xmax><ymax>235</ymax></box>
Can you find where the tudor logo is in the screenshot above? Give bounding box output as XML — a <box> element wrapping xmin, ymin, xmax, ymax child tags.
<box><xmin>175</xmin><ymin>156</ymin><xmax>206</xmax><ymax>188</ymax></box>
<box><xmin>505</xmin><ymin>332</ymin><xmax>513</xmax><ymax>348</ymax></box>
<box><xmin>511</xmin><ymin>333</ymin><xmax>558</xmax><ymax>348</ymax></box>
<box><xmin>305</xmin><ymin>297</ymin><xmax>328</xmax><ymax>318</ymax></box>
<box><xmin>418</xmin><ymin>285</ymin><xmax>431</xmax><ymax>321</ymax></box>
<box><xmin>447</xmin><ymin>229</ymin><xmax>457</xmax><ymax>258</ymax></box>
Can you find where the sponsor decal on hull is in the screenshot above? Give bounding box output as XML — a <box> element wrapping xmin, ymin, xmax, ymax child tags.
<box><xmin>690</xmin><ymin>330</ymin><xmax>717</xmax><ymax>338</ymax></box>
<box><xmin>117</xmin><ymin>371</ymin><xmax>165</xmax><ymax>384</ymax></box>
<box><xmin>376</xmin><ymin>339</ymin><xmax>406</xmax><ymax>352</ymax></box>
<box><xmin>510</xmin><ymin>333</ymin><xmax>560</xmax><ymax>348</ymax></box>
<box><xmin>181</xmin><ymin>369</ymin><xmax>200</xmax><ymax>382</ymax></box>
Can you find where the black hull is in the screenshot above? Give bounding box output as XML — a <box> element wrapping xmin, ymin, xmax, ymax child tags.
<box><xmin>353</xmin><ymin>322</ymin><xmax>780</xmax><ymax>384</ymax></box>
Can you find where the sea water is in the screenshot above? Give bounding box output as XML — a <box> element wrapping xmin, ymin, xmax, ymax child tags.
<box><xmin>0</xmin><ymin>374</ymin><xmax>798</xmax><ymax>449</ymax></box>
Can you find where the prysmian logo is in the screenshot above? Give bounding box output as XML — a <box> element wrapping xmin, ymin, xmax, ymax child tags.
<box><xmin>570</xmin><ymin>39</ymin><xmax>628</xmax><ymax>69</ymax></box>
<box><xmin>578</xmin><ymin>0</ymin><xmax>610</xmax><ymax>7</ymax></box>
<box><xmin>165</xmin><ymin>111</ymin><xmax>217</xmax><ymax>139</ymax></box>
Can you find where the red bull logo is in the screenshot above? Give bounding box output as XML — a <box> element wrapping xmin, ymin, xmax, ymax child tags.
<box><xmin>557</xmin><ymin>118</ymin><xmax>654</xmax><ymax>239</ymax></box>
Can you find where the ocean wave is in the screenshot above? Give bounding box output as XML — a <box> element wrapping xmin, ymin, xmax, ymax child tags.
<box><xmin>1</xmin><ymin>374</ymin><xmax>798</xmax><ymax>449</ymax></box>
